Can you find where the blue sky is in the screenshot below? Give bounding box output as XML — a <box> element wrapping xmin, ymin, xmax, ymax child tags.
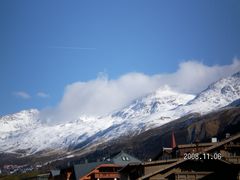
<box><xmin>1</xmin><ymin>0</ymin><xmax>240</xmax><ymax>116</ymax></box>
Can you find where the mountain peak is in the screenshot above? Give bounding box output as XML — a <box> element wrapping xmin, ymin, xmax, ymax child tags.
<box><xmin>184</xmin><ymin>71</ymin><xmax>240</xmax><ymax>114</ymax></box>
<box><xmin>154</xmin><ymin>86</ymin><xmax>181</xmax><ymax>97</ymax></box>
<box><xmin>112</xmin><ymin>87</ymin><xmax>195</xmax><ymax>119</ymax></box>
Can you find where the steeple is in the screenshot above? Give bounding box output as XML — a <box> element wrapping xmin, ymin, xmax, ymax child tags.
<box><xmin>171</xmin><ymin>131</ymin><xmax>176</xmax><ymax>148</ymax></box>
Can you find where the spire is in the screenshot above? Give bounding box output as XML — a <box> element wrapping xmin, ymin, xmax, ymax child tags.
<box><xmin>171</xmin><ymin>131</ymin><xmax>176</xmax><ymax>148</ymax></box>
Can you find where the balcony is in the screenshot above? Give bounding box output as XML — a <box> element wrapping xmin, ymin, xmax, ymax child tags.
<box><xmin>94</xmin><ymin>172</ymin><xmax>120</xmax><ymax>179</ymax></box>
<box><xmin>225</xmin><ymin>156</ymin><xmax>240</xmax><ymax>164</ymax></box>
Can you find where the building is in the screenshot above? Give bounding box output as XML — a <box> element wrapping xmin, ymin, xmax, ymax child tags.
<box><xmin>138</xmin><ymin>157</ymin><xmax>239</xmax><ymax>180</ymax></box>
<box><xmin>55</xmin><ymin>161</ymin><xmax>113</xmax><ymax>180</ymax></box>
<box><xmin>56</xmin><ymin>151</ymin><xmax>141</xmax><ymax>180</ymax></box>
<box><xmin>120</xmin><ymin>133</ymin><xmax>240</xmax><ymax>180</ymax></box>
<box><xmin>79</xmin><ymin>164</ymin><xmax>121</xmax><ymax>180</ymax></box>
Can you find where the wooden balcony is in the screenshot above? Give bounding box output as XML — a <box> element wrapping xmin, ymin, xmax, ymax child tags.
<box><xmin>225</xmin><ymin>156</ymin><xmax>240</xmax><ymax>164</ymax></box>
<box><xmin>94</xmin><ymin>172</ymin><xmax>120</xmax><ymax>179</ymax></box>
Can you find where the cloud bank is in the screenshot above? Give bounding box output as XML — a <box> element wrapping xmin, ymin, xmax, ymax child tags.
<box><xmin>40</xmin><ymin>59</ymin><xmax>240</xmax><ymax>123</ymax></box>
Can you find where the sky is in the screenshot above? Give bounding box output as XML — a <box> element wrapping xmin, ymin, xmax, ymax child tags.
<box><xmin>0</xmin><ymin>0</ymin><xmax>240</xmax><ymax>117</ymax></box>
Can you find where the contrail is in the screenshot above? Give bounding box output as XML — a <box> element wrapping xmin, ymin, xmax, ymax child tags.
<box><xmin>49</xmin><ymin>46</ymin><xmax>96</xmax><ymax>50</ymax></box>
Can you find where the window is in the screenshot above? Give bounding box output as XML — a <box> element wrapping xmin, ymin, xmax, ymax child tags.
<box><xmin>121</xmin><ymin>156</ymin><xmax>130</xmax><ymax>161</ymax></box>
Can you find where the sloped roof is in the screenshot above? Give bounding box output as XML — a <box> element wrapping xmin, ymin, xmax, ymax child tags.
<box><xmin>203</xmin><ymin>133</ymin><xmax>240</xmax><ymax>153</ymax></box>
<box><xmin>138</xmin><ymin>133</ymin><xmax>240</xmax><ymax>180</ymax></box>
<box><xmin>143</xmin><ymin>158</ymin><xmax>179</xmax><ymax>166</ymax></box>
<box><xmin>119</xmin><ymin>162</ymin><xmax>142</xmax><ymax>172</ymax></box>
<box><xmin>73</xmin><ymin>161</ymin><xmax>111</xmax><ymax>180</ymax></box>
<box><xmin>50</xmin><ymin>169</ymin><xmax>60</xmax><ymax>177</ymax></box>
<box><xmin>177</xmin><ymin>142</ymin><xmax>213</xmax><ymax>148</ymax></box>
<box><xmin>138</xmin><ymin>157</ymin><xmax>232</xmax><ymax>180</ymax></box>
<box><xmin>138</xmin><ymin>158</ymin><xmax>187</xmax><ymax>180</ymax></box>
<box><xmin>111</xmin><ymin>151</ymin><xmax>142</xmax><ymax>166</ymax></box>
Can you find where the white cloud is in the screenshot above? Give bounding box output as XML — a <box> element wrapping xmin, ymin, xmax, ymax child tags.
<box><xmin>158</xmin><ymin>58</ymin><xmax>240</xmax><ymax>93</ymax></box>
<box><xmin>40</xmin><ymin>59</ymin><xmax>240</xmax><ymax>123</ymax></box>
<box><xmin>13</xmin><ymin>91</ymin><xmax>31</xmax><ymax>99</ymax></box>
<box><xmin>37</xmin><ymin>92</ymin><xmax>50</xmax><ymax>98</ymax></box>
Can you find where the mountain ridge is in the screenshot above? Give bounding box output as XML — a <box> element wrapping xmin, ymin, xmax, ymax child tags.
<box><xmin>0</xmin><ymin>71</ymin><xmax>240</xmax><ymax>160</ymax></box>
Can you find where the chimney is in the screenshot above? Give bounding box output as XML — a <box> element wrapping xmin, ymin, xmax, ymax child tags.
<box><xmin>226</xmin><ymin>133</ymin><xmax>230</xmax><ymax>139</ymax></box>
<box><xmin>171</xmin><ymin>131</ymin><xmax>177</xmax><ymax>148</ymax></box>
<box><xmin>211</xmin><ymin>137</ymin><xmax>217</xmax><ymax>143</ymax></box>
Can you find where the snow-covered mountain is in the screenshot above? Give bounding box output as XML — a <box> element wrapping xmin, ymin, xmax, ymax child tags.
<box><xmin>0</xmin><ymin>72</ymin><xmax>240</xmax><ymax>156</ymax></box>
<box><xmin>181</xmin><ymin>71</ymin><xmax>240</xmax><ymax>114</ymax></box>
<box><xmin>0</xmin><ymin>109</ymin><xmax>39</xmax><ymax>139</ymax></box>
<box><xmin>112</xmin><ymin>87</ymin><xmax>194</xmax><ymax>120</ymax></box>
<box><xmin>0</xmin><ymin>88</ymin><xmax>194</xmax><ymax>155</ymax></box>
